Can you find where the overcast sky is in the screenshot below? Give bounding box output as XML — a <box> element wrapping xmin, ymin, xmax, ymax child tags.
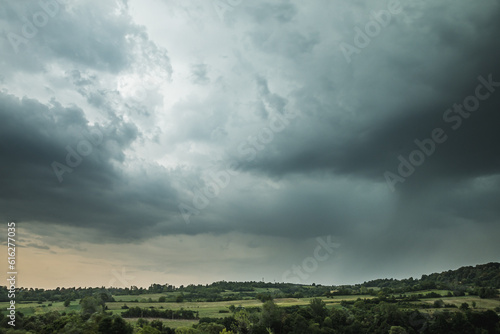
<box><xmin>1</xmin><ymin>0</ymin><xmax>500</xmax><ymax>289</ymax></box>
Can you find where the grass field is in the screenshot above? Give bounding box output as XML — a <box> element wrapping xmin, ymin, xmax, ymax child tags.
<box><xmin>108</xmin><ymin>294</ymin><xmax>377</xmax><ymax>315</ymax></box>
<box><xmin>2</xmin><ymin>293</ymin><xmax>499</xmax><ymax>329</ymax></box>
<box><xmin>393</xmin><ymin>289</ymin><xmax>453</xmax><ymax>296</ymax></box>
<box><xmin>0</xmin><ymin>300</ymin><xmax>83</xmax><ymax>316</ymax></box>
<box><xmin>421</xmin><ymin>295</ymin><xmax>500</xmax><ymax>310</ymax></box>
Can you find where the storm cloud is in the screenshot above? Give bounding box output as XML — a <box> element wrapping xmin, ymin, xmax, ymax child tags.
<box><xmin>1</xmin><ymin>0</ymin><xmax>499</xmax><ymax>287</ymax></box>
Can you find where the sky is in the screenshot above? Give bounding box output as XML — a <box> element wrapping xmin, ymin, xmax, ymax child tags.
<box><xmin>1</xmin><ymin>0</ymin><xmax>500</xmax><ymax>289</ymax></box>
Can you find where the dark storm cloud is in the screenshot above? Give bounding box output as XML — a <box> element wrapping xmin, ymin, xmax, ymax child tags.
<box><xmin>195</xmin><ymin>177</ymin><xmax>392</xmax><ymax>239</ymax></box>
<box><xmin>0</xmin><ymin>0</ymin><xmax>499</xmax><ymax>260</ymax></box>
<box><xmin>175</xmin><ymin>0</ymin><xmax>500</xmax><ymax>263</ymax></box>
<box><xmin>1</xmin><ymin>0</ymin><xmax>499</xmax><ymax>288</ymax></box>
<box><xmin>0</xmin><ymin>92</ymin><xmax>186</xmax><ymax>240</ymax></box>
<box><xmin>233</xmin><ymin>0</ymin><xmax>500</xmax><ymax>192</ymax></box>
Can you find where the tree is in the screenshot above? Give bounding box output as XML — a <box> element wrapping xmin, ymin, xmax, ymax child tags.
<box><xmin>389</xmin><ymin>326</ymin><xmax>408</xmax><ymax>334</ymax></box>
<box><xmin>137</xmin><ymin>325</ymin><xmax>161</xmax><ymax>334</ymax></box>
<box><xmin>219</xmin><ymin>329</ymin><xmax>234</xmax><ymax>334</ymax></box>
<box><xmin>137</xmin><ymin>318</ymin><xmax>149</xmax><ymax>328</ymax></box>
<box><xmin>63</xmin><ymin>299</ymin><xmax>71</xmax><ymax>307</ymax></box>
<box><xmin>176</xmin><ymin>294</ymin><xmax>184</xmax><ymax>303</ymax></box>
<box><xmin>433</xmin><ymin>299</ymin><xmax>445</xmax><ymax>308</ymax></box>
<box><xmin>97</xmin><ymin>316</ymin><xmax>113</xmax><ymax>333</ymax></box>
<box><xmin>449</xmin><ymin>312</ymin><xmax>474</xmax><ymax>333</ymax></box>
<box><xmin>196</xmin><ymin>322</ymin><xmax>225</xmax><ymax>334</ymax></box>
<box><xmin>468</xmin><ymin>310</ymin><xmax>500</xmax><ymax>333</ymax></box>
<box><xmin>256</xmin><ymin>293</ymin><xmax>273</xmax><ymax>302</ymax></box>
<box><xmin>158</xmin><ymin>296</ymin><xmax>166</xmax><ymax>303</ymax></box>
<box><xmin>151</xmin><ymin>319</ymin><xmax>163</xmax><ymax>331</ymax></box>
<box><xmin>478</xmin><ymin>287</ymin><xmax>498</xmax><ymax>299</ymax></box>
<box><xmin>109</xmin><ymin>315</ymin><xmax>133</xmax><ymax>334</ymax></box>
<box><xmin>308</xmin><ymin>298</ymin><xmax>328</xmax><ymax>319</ymax></box>
<box><xmin>460</xmin><ymin>302</ymin><xmax>469</xmax><ymax>311</ymax></box>
<box><xmin>174</xmin><ymin>327</ymin><xmax>198</xmax><ymax>334</ymax></box>
<box><xmin>260</xmin><ymin>300</ymin><xmax>283</xmax><ymax>333</ymax></box>
<box><xmin>234</xmin><ymin>310</ymin><xmax>251</xmax><ymax>333</ymax></box>
<box><xmin>80</xmin><ymin>296</ymin><xmax>101</xmax><ymax>317</ymax></box>
<box><xmin>97</xmin><ymin>291</ymin><xmax>115</xmax><ymax>303</ymax></box>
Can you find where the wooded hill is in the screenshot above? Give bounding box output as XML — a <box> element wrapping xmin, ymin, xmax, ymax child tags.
<box><xmin>360</xmin><ymin>262</ymin><xmax>500</xmax><ymax>295</ymax></box>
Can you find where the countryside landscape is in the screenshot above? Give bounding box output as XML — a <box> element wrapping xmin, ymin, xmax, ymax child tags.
<box><xmin>1</xmin><ymin>262</ymin><xmax>499</xmax><ymax>333</ymax></box>
<box><xmin>2</xmin><ymin>0</ymin><xmax>500</xmax><ymax>333</ymax></box>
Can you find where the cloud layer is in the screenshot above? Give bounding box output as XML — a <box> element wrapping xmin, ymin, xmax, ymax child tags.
<box><xmin>1</xmin><ymin>0</ymin><xmax>499</xmax><ymax>287</ymax></box>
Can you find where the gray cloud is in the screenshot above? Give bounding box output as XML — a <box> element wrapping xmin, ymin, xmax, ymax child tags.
<box><xmin>190</xmin><ymin>63</ymin><xmax>210</xmax><ymax>85</ymax></box>
<box><xmin>0</xmin><ymin>92</ymin><xmax>186</xmax><ymax>241</ymax></box>
<box><xmin>1</xmin><ymin>0</ymin><xmax>499</xmax><ymax>286</ymax></box>
<box><xmin>231</xmin><ymin>0</ymin><xmax>500</xmax><ymax>189</ymax></box>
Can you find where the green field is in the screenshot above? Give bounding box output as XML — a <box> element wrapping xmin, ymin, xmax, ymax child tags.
<box><xmin>2</xmin><ymin>292</ymin><xmax>499</xmax><ymax>329</ymax></box>
<box><xmin>393</xmin><ymin>289</ymin><xmax>453</xmax><ymax>296</ymax></box>
<box><xmin>422</xmin><ymin>295</ymin><xmax>500</xmax><ymax>310</ymax></box>
<box><xmin>0</xmin><ymin>294</ymin><xmax>375</xmax><ymax>328</ymax></box>
<box><xmin>0</xmin><ymin>300</ymin><xmax>81</xmax><ymax>316</ymax></box>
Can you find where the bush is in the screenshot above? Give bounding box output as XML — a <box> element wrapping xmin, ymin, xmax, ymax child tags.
<box><xmin>256</xmin><ymin>293</ymin><xmax>273</xmax><ymax>302</ymax></box>
<box><xmin>121</xmin><ymin>306</ymin><xmax>197</xmax><ymax>319</ymax></box>
<box><xmin>424</xmin><ymin>292</ymin><xmax>441</xmax><ymax>298</ymax></box>
<box><xmin>479</xmin><ymin>287</ymin><xmax>498</xmax><ymax>299</ymax></box>
<box><xmin>433</xmin><ymin>300</ymin><xmax>445</xmax><ymax>308</ymax></box>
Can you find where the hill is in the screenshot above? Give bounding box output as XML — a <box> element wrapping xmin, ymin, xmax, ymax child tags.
<box><xmin>361</xmin><ymin>262</ymin><xmax>500</xmax><ymax>296</ymax></box>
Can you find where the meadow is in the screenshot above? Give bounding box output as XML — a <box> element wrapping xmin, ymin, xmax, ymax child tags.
<box><xmin>3</xmin><ymin>289</ymin><xmax>498</xmax><ymax>329</ymax></box>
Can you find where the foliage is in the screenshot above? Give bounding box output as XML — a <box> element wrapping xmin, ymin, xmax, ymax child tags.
<box><xmin>255</xmin><ymin>293</ymin><xmax>273</xmax><ymax>303</ymax></box>
<box><xmin>121</xmin><ymin>306</ymin><xmax>197</xmax><ymax>319</ymax></box>
<box><xmin>80</xmin><ymin>296</ymin><xmax>103</xmax><ymax>317</ymax></box>
<box><xmin>459</xmin><ymin>302</ymin><xmax>469</xmax><ymax>311</ymax></box>
<box><xmin>0</xmin><ymin>263</ymin><xmax>499</xmax><ymax>333</ymax></box>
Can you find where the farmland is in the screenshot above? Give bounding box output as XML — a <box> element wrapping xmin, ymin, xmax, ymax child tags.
<box><xmin>1</xmin><ymin>262</ymin><xmax>499</xmax><ymax>333</ymax></box>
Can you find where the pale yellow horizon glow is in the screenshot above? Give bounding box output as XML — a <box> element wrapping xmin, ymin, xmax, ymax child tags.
<box><xmin>1</xmin><ymin>228</ymin><xmax>304</xmax><ymax>289</ymax></box>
